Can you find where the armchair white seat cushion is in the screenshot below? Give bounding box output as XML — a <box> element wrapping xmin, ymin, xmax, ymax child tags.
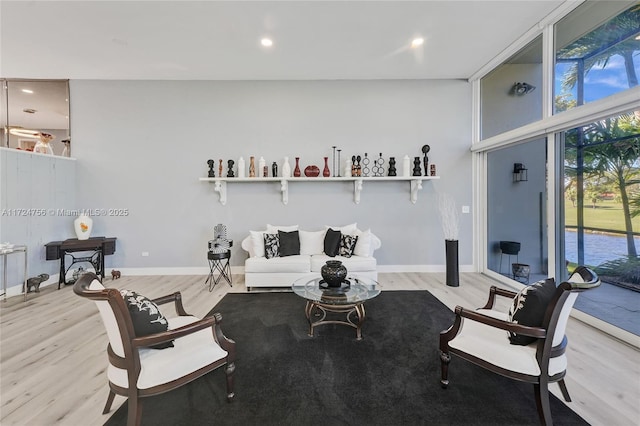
<box><xmin>447</xmin><ymin>310</ymin><xmax>567</xmax><ymax>377</ymax></box>
<box><xmin>108</xmin><ymin>315</ymin><xmax>229</xmax><ymax>390</ymax></box>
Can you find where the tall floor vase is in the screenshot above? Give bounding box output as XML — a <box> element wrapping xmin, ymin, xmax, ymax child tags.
<box><xmin>445</xmin><ymin>239</ymin><xmax>459</xmax><ymax>287</ymax></box>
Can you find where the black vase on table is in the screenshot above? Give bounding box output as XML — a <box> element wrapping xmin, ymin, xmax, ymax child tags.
<box><xmin>321</xmin><ymin>260</ymin><xmax>348</xmax><ymax>288</ymax></box>
<box><xmin>445</xmin><ymin>239</ymin><xmax>459</xmax><ymax>287</ymax></box>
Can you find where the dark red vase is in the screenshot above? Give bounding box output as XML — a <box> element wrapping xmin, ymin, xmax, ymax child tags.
<box><xmin>323</xmin><ymin>156</ymin><xmax>330</xmax><ymax>177</ymax></box>
<box><xmin>294</xmin><ymin>157</ymin><xmax>301</xmax><ymax>177</ymax></box>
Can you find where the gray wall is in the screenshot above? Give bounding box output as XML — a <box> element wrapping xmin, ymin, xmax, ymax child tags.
<box><xmin>481</xmin><ymin>63</ymin><xmax>543</xmax><ymax>139</ymax></box>
<box><xmin>0</xmin><ymin>148</ymin><xmax>76</xmax><ymax>293</ymax></box>
<box><xmin>69</xmin><ymin>79</ymin><xmax>473</xmax><ymax>271</ymax></box>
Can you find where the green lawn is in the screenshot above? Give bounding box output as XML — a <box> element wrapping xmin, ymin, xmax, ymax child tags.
<box><xmin>564</xmin><ymin>199</ymin><xmax>640</xmax><ymax>234</ymax></box>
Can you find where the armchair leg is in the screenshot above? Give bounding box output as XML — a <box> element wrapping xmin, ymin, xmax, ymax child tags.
<box><xmin>127</xmin><ymin>397</ymin><xmax>142</xmax><ymax>426</ymax></box>
<box><xmin>558</xmin><ymin>379</ymin><xmax>572</xmax><ymax>402</ymax></box>
<box><xmin>534</xmin><ymin>383</ymin><xmax>552</xmax><ymax>426</ymax></box>
<box><xmin>102</xmin><ymin>390</ymin><xmax>116</xmax><ymax>414</ymax></box>
<box><xmin>225</xmin><ymin>362</ymin><xmax>236</xmax><ymax>402</ymax></box>
<box><xmin>439</xmin><ymin>350</ymin><xmax>451</xmax><ymax>389</ymax></box>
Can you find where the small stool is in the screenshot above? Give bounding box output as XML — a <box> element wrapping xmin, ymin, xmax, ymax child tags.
<box><xmin>499</xmin><ymin>241</ymin><xmax>521</xmax><ymax>276</ymax></box>
<box><xmin>205</xmin><ymin>251</ymin><xmax>232</xmax><ymax>291</ymax></box>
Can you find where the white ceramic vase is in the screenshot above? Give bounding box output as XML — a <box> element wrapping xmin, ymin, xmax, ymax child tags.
<box><xmin>74</xmin><ymin>214</ymin><xmax>93</xmax><ymax>240</ymax></box>
<box><xmin>282</xmin><ymin>157</ymin><xmax>291</xmax><ymax>178</ymax></box>
<box><xmin>403</xmin><ymin>155</ymin><xmax>411</xmax><ymax>177</ymax></box>
<box><xmin>237</xmin><ymin>157</ymin><xmax>245</xmax><ymax>178</ymax></box>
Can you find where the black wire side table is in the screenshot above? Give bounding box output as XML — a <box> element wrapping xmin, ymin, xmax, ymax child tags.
<box><xmin>205</xmin><ymin>251</ymin><xmax>232</xmax><ymax>291</ymax></box>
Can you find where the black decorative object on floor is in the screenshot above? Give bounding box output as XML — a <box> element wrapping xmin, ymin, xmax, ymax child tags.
<box><xmin>446</xmin><ymin>239</ymin><xmax>460</xmax><ymax>287</ymax></box>
<box><xmin>105</xmin><ymin>291</ymin><xmax>587</xmax><ymax>426</ymax></box>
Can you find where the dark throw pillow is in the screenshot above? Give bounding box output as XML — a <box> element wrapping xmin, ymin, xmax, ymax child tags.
<box><xmin>507</xmin><ymin>278</ymin><xmax>557</xmax><ymax>345</ymax></box>
<box><xmin>120</xmin><ymin>290</ymin><xmax>173</xmax><ymax>349</ymax></box>
<box><xmin>278</xmin><ymin>230</ymin><xmax>300</xmax><ymax>257</ymax></box>
<box><xmin>263</xmin><ymin>233</ymin><xmax>280</xmax><ymax>259</ymax></box>
<box><xmin>324</xmin><ymin>228</ymin><xmax>341</xmax><ymax>257</ymax></box>
<box><xmin>339</xmin><ymin>234</ymin><xmax>358</xmax><ymax>257</ymax></box>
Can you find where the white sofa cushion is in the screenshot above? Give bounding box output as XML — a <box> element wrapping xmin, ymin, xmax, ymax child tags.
<box><xmin>245</xmin><ymin>255</ymin><xmax>311</xmax><ymax>273</ymax></box>
<box><xmin>266</xmin><ymin>224</ymin><xmax>299</xmax><ymax>233</ymax></box>
<box><xmin>311</xmin><ymin>254</ymin><xmax>377</xmax><ymax>272</ymax></box>
<box><xmin>299</xmin><ymin>230</ymin><xmax>326</xmax><ymax>255</ymax></box>
<box><xmin>325</xmin><ymin>223</ymin><xmax>358</xmax><ymax>235</ymax></box>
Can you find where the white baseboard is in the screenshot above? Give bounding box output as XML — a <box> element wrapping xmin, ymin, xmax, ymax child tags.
<box><xmin>2</xmin><ymin>265</ymin><xmax>475</xmax><ymax>298</ymax></box>
<box><xmin>377</xmin><ymin>264</ymin><xmax>475</xmax><ymax>273</ymax></box>
<box><xmin>3</xmin><ymin>274</ymin><xmax>60</xmax><ymax>298</ymax></box>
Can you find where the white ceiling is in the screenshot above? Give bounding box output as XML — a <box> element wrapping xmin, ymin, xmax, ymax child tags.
<box><xmin>0</xmin><ymin>1</ymin><xmax>565</xmax><ymax>81</ymax></box>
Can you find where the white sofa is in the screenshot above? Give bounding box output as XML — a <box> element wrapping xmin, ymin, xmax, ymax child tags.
<box><xmin>241</xmin><ymin>223</ymin><xmax>382</xmax><ymax>291</ymax></box>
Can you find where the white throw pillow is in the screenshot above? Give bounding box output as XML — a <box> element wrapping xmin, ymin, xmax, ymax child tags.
<box><xmin>250</xmin><ymin>230</ymin><xmax>267</xmax><ymax>258</ymax></box>
<box><xmin>299</xmin><ymin>230</ymin><xmax>326</xmax><ymax>255</ymax></box>
<box><xmin>266</xmin><ymin>224</ymin><xmax>299</xmax><ymax>233</ymax></box>
<box><xmin>324</xmin><ymin>223</ymin><xmax>358</xmax><ymax>235</ymax></box>
<box><xmin>353</xmin><ymin>228</ymin><xmax>372</xmax><ymax>257</ymax></box>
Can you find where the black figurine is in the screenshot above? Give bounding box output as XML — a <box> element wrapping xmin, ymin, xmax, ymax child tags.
<box><xmin>227</xmin><ymin>160</ymin><xmax>235</xmax><ymax>178</ymax></box>
<box><xmin>422</xmin><ymin>145</ymin><xmax>430</xmax><ymax>177</ymax></box>
<box><xmin>388</xmin><ymin>157</ymin><xmax>397</xmax><ymax>176</ymax></box>
<box><xmin>272</xmin><ymin>161</ymin><xmax>278</xmax><ymax>178</ymax></box>
<box><xmin>207</xmin><ymin>159</ymin><xmax>215</xmax><ymax>177</ymax></box>
<box><xmin>413</xmin><ymin>157</ymin><xmax>422</xmax><ymax>176</ymax></box>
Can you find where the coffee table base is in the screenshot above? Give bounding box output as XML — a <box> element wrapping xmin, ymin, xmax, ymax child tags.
<box><xmin>305</xmin><ymin>300</ymin><xmax>367</xmax><ymax>340</ymax></box>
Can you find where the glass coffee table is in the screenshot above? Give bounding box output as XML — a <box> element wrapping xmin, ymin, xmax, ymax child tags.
<box><xmin>292</xmin><ymin>275</ymin><xmax>380</xmax><ymax>340</ymax></box>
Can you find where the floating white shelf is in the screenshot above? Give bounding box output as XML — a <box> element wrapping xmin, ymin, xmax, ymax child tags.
<box><xmin>199</xmin><ymin>176</ymin><xmax>440</xmax><ymax>205</ymax></box>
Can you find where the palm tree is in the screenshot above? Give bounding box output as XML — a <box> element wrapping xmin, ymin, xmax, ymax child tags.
<box><xmin>583</xmin><ymin>117</ymin><xmax>640</xmax><ymax>258</ymax></box>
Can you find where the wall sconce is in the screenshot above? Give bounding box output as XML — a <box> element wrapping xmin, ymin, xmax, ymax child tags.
<box><xmin>513</xmin><ymin>163</ymin><xmax>528</xmax><ymax>182</ymax></box>
<box><xmin>511</xmin><ymin>82</ymin><xmax>536</xmax><ymax>96</ymax></box>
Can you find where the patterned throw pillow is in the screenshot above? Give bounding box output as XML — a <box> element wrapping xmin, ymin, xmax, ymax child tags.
<box><xmin>263</xmin><ymin>233</ymin><xmax>280</xmax><ymax>259</ymax></box>
<box><xmin>339</xmin><ymin>235</ymin><xmax>359</xmax><ymax>257</ymax></box>
<box><xmin>120</xmin><ymin>290</ymin><xmax>173</xmax><ymax>349</ymax></box>
<box><xmin>507</xmin><ymin>278</ymin><xmax>557</xmax><ymax>345</ymax></box>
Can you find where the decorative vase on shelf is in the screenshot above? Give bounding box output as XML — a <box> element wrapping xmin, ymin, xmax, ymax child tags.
<box><xmin>272</xmin><ymin>161</ymin><xmax>278</xmax><ymax>178</ymax></box>
<box><xmin>249</xmin><ymin>156</ymin><xmax>256</xmax><ymax>177</ymax></box>
<box><xmin>74</xmin><ymin>214</ymin><xmax>93</xmax><ymax>241</ymax></box>
<box><xmin>259</xmin><ymin>157</ymin><xmax>266</xmax><ymax>178</ymax></box>
<box><xmin>320</xmin><ymin>260</ymin><xmax>348</xmax><ymax>288</ymax></box>
<box><xmin>293</xmin><ymin>157</ymin><xmax>301</xmax><ymax>177</ymax></box>
<box><xmin>282</xmin><ymin>157</ymin><xmax>291</xmax><ymax>178</ymax></box>
<box><xmin>237</xmin><ymin>157</ymin><xmax>245</xmax><ymax>178</ymax></box>
<box><xmin>304</xmin><ymin>165</ymin><xmax>320</xmax><ymax>177</ymax></box>
<box><xmin>323</xmin><ymin>157</ymin><xmax>330</xmax><ymax>177</ymax></box>
<box><xmin>413</xmin><ymin>157</ymin><xmax>422</xmax><ymax>176</ymax></box>
<box><xmin>403</xmin><ymin>155</ymin><xmax>411</xmax><ymax>177</ymax></box>
<box><xmin>388</xmin><ymin>157</ymin><xmax>397</xmax><ymax>176</ymax></box>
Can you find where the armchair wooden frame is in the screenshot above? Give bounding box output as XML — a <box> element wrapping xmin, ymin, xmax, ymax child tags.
<box><xmin>74</xmin><ymin>273</ymin><xmax>236</xmax><ymax>426</ymax></box>
<box><xmin>439</xmin><ymin>266</ymin><xmax>600</xmax><ymax>425</ymax></box>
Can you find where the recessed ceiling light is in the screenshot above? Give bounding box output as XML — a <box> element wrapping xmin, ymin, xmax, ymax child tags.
<box><xmin>261</xmin><ymin>38</ymin><xmax>273</xmax><ymax>47</ymax></box>
<box><xmin>21</xmin><ymin>89</ymin><xmax>33</xmax><ymax>94</ymax></box>
<box><xmin>635</xmin><ymin>34</ymin><xmax>640</xmax><ymax>41</ymax></box>
<box><xmin>411</xmin><ymin>37</ymin><xmax>424</xmax><ymax>48</ymax></box>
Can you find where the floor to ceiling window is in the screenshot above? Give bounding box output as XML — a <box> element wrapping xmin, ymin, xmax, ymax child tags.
<box><xmin>559</xmin><ymin>112</ymin><xmax>639</xmax><ymax>335</ymax></box>
<box><xmin>474</xmin><ymin>1</ymin><xmax>640</xmax><ymax>342</ymax></box>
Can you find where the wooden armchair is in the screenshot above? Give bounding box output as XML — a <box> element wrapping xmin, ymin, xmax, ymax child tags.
<box><xmin>439</xmin><ymin>266</ymin><xmax>600</xmax><ymax>425</ymax></box>
<box><xmin>74</xmin><ymin>273</ymin><xmax>236</xmax><ymax>426</ymax></box>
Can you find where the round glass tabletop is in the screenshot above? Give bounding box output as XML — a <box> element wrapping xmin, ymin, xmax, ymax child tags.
<box><xmin>292</xmin><ymin>275</ymin><xmax>380</xmax><ymax>306</ymax></box>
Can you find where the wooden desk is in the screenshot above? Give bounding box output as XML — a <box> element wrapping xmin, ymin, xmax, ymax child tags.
<box><xmin>45</xmin><ymin>237</ymin><xmax>116</xmax><ymax>288</ymax></box>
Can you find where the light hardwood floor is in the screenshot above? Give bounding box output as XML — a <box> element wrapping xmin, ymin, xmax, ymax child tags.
<box><xmin>1</xmin><ymin>273</ymin><xmax>638</xmax><ymax>425</ymax></box>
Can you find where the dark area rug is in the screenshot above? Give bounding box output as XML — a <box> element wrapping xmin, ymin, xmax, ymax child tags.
<box><xmin>105</xmin><ymin>291</ymin><xmax>587</xmax><ymax>425</ymax></box>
